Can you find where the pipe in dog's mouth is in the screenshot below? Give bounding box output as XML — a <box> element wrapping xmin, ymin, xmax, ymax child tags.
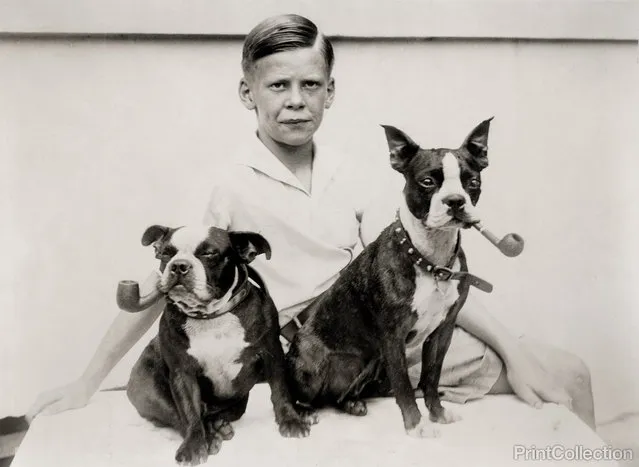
<box><xmin>450</xmin><ymin>208</ymin><xmax>481</xmax><ymax>228</ymax></box>
<box><xmin>160</xmin><ymin>267</ymin><xmax>217</xmax><ymax>296</ymax></box>
<box><xmin>168</xmin><ymin>268</ymin><xmax>239</xmax><ymax>318</ymax></box>
<box><xmin>161</xmin><ymin>278</ymin><xmax>216</xmax><ymax>308</ymax></box>
<box><xmin>460</xmin><ymin>217</ymin><xmax>481</xmax><ymax>229</ymax></box>
<box><xmin>425</xmin><ymin>213</ymin><xmax>480</xmax><ymax>230</ymax></box>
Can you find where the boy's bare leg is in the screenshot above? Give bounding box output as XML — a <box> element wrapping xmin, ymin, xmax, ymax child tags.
<box><xmin>451</xmin><ymin>293</ymin><xmax>595</xmax><ymax>430</ymax></box>
<box><xmin>488</xmin><ymin>337</ymin><xmax>595</xmax><ymax>430</ymax></box>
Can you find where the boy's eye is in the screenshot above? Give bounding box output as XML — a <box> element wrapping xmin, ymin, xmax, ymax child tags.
<box><xmin>303</xmin><ymin>81</ymin><xmax>320</xmax><ymax>90</ymax></box>
<box><xmin>269</xmin><ymin>82</ymin><xmax>286</xmax><ymax>91</ymax></box>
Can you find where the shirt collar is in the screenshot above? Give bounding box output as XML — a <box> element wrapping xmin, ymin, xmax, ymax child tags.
<box><xmin>235</xmin><ymin>133</ymin><xmax>345</xmax><ymax>197</ymax></box>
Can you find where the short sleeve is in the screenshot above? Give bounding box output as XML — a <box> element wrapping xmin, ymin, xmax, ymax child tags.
<box><xmin>358</xmin><ymin>167</ymin><xmax>403</xmax><ymax>247</ymax></box>
<box><xmin>202</xmin><ymin>176</ymin><xmax>232</xmax><ymax>229</ymax></box>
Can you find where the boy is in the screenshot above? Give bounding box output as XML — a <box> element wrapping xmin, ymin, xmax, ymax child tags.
<box><xmin>29</xmin><ymin>14</ymin><xmax>595</xmax><ymax>429</ymax></box>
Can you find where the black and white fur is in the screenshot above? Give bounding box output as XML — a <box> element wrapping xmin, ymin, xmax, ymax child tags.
<box><xmin>127</xmin><ymin>226</ymin><xmax>310</xmax><ymax>466</ymax></box>
<box><xmin>286</xmin><ymin>119</ymin><xmax>492</xmax><ymax>437</ymax></box>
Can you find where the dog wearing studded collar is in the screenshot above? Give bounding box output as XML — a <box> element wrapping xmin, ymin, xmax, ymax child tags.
<box><xmin>126</xmin><ymin>225</ymin><xmax>310</xmax><ymax>466</ymax></box>
<box><xmin>286</xmin><ymin>118</ymin><xmax>494</xmax><ymax>438</ymax></box>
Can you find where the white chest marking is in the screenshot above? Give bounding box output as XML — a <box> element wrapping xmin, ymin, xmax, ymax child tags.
<box><xmin>409</xmin><ymin>263</ymin><xmax>461</xmax><ymax>341</ymax></box>
<box><xmin>184</xmin><ymin>313</ymin><xmax>249</xmax><ymax>397</ymax></box>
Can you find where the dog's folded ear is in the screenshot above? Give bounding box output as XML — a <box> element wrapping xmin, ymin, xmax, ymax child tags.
<box><xmin>141</xmin><ymin>225</ymin><xmax>171</xmax><ymax>246</ymax></box>
<box><xmin>462</xmin><ymin>117</ymin><xmax>493</xmax><ymax>169</ymax></box>
<box><xmin>229</xmin><ymin>232</ymin><xmax>272</xmax><ymax>263</ymax></box>
<box><xmin>381</xmin><ymin>124</ymin><xmax>419</xmax><ymax>173</ymax></box>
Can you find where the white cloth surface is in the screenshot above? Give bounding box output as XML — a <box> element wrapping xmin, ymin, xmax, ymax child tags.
<box><xmin>14</xmin><ymin>384</ymin><xmax>617</xmax><ymax>467</ymax></box>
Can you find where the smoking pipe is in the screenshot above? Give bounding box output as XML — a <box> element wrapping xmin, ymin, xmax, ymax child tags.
<box><xmin>472</xmin><ymin>222</ymin><xmax>524</xmax><ymax>257</ymax></box>
<box><xmin>117</xmin><ymin>273</ymin><xmax>163</xmax><ymax>312</ymax></box>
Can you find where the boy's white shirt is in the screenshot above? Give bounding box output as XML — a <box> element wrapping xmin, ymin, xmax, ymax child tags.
<box><xmin>203</xmin><ymin>133</ymin><xmax>401</xmax><ymax>326</ymax></box>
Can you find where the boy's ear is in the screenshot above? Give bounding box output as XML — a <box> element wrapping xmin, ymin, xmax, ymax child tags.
<box><xmin>238</xmin><ymin>77</ymin><xmax>256</xmax><ymax>111</ymax></box>
<box><xmin>325</xmin><ymin>77</ymin><xmax>335</xmax><ymax>109</ymax></box>
<box><xmin>229</xmin><ymin>232</ymin><xmax>272</xmax><ymax>263</ymax></box>
<box><xmin>381</xmin><ymin>125</ymin><xmax>419</xmax><ymax>174</ymax></box>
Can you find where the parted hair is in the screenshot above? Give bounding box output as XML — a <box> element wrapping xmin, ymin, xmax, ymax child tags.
<box><xmin>241</xmin><ymin>14</ymin><xmax>334</xmax><ymax>76</ymax></box>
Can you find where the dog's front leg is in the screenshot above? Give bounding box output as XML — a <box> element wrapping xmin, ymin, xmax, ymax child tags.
<box><xmin>262</xmin><ymin>322</ymin><xmax>312</xmax><ymax>437</ymax></box>
<box><xmin>169</xmin><ymin>371</ymin><xmax>212</xmax><ymax>466</ymax></box>
<box><xmin>418</xmin><ymin>316</ymin><xmax>462</xmax><ymax>424</ymax></box>
<box><xmin>381</xmin><ymin>333</ymin><xmax>440</xmax><ymax>438</ymax></box>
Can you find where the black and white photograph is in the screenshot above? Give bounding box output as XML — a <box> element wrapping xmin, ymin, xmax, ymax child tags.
<box><xmin>1</xmin><ymin>1</ymin><xmax>638</xmax><ymax>466</ymax></box>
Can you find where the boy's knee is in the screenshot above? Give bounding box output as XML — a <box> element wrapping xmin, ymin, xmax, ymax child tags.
<box><xmin>557</xmin><ymin>351</ymin><xmax>592</xmax><ymax>396</ymax></box>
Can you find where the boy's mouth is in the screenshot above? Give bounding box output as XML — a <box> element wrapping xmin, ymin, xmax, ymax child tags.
<box><xmin>281</xmin><ymin>119</ymin><xmax>311</xmax><ymax>124</ymax></box>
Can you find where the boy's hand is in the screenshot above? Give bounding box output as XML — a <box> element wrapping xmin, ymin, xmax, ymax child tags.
<box><xmin>27</xmin><ymin>379</ymin><xmax>95</xmax><ymax>423</ymax></box>
<box><xmin>504</xmin><ymin>345</ymin><xmax>572</xmax><ymax>411</ymax></box>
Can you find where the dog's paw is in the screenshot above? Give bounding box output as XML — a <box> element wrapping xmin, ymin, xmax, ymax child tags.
<box><xmin>211</xmin><ymin>418</ymin><xmax>234</xmax><ymax>441</ymax></box>
<box><xmin>175</xmin><ymin>435</ymin><xmax>209</xmax><ymax>466</ymax></box>
<box><xmin>341</xmin><ymin>399</ymin><xmax>367</xmax><ymax>416</ymax></box>
<box><xmin>279</xmin><ymin>417</ymin><xmax>311</xmax><ymax>438</ymax></box>
<box><xmin>207</xmin><ymin>434</ymin><xmax>223</xmax><ymax>456</ymax></box>
<box><xmin>429</xmin><ymin>407</ymin><xmax>462</xmax><ymax>424</ymax></box>
<box><xmin>297</xmin><ymin>407</ymin><xmax>320</xmax><ymax>425</ymax></box>
<box><xmin>406</xmin><ymin>419</ymin><xmax>441</xmax><ymax>439</ymax></box>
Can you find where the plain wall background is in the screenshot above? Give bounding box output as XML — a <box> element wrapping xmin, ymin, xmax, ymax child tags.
<box><xmin>1</xmin><ymin>13</ymin><xmax>638</xmax><ymax>425</ymax></box>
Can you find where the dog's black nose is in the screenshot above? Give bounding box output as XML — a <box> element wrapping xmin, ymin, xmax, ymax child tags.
<box><xmin>170</xmin><ymin>260</ymin><xmax>192</xmax><ymax>276</ymax></box>
<box><xmin>442</xmin><ymin>194</ymin><xmax>466</xmax><ymax>210</ymax></box>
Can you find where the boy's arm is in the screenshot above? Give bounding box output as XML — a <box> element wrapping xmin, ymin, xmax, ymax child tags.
<box><xmin>28</xmin><ymin>175</ymin><xmax>235</xmax><ymax>421</ymax></box>
<box><xmin>357</xmin><ymin>174</ymin><xmax>401</xmax><ymax>247</ymax></box>
<box><xmin>27</xmin><ymin>272</ymin><xmax>164</xmax><ymax>421</ymax></box>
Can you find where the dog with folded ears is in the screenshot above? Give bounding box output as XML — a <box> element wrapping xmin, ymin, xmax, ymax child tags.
<box><xmin>125</xmin><ymin>227</ymin><xmax>312</xmax><ymax>466</ymax></box>
<box><xmin>286</xmin><ymin>118</ymin><xmax>495</xmax><ymax>437</ymax></box>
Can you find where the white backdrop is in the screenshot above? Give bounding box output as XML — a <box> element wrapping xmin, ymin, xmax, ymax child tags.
<box><xmin>1</xmin><ymin>36</ymin><xmax>638</xmax><ymax>425</ymax></box>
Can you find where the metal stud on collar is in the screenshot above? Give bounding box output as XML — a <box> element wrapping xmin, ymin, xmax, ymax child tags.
<box><xmin>392</xmin><ymin>214</ymin><xmax>493</xmax><ymax>293</ymax></box>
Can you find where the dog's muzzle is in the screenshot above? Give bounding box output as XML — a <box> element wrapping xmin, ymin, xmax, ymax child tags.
<box><xmin>441</xmin><ymin>194</ymin><xmax>480</xmax><ymax>227</ymax></box>
<box><xmin>169</xmin><ymin>259</ymin><xmax>192</xmax><ymax>277</ymax></box>
<box><xmin>160</xmin><ymin>258</ymin><xmax>214</xmax><ymax>302</ymax></box>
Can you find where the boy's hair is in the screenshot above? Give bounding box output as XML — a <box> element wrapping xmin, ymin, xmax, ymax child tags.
<box><xmin>241</xmin><ymin>14</ymin><xmax>334</xmax><ymax>76</ymax></box>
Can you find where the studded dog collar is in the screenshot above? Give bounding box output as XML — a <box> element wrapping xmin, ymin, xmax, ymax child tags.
<box><xmin>392</xmin><ymin>214</ymin><xmax>493</xmax><ymax>293</ymax></box>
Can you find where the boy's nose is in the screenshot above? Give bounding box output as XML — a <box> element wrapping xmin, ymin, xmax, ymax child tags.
<box><xmin>286</xmin><ymin>86</ymin><xmax>305</xmax><ymax>108</ymax></box>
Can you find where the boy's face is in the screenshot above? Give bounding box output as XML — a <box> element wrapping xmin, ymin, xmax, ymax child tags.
<box><xmin>239</xmin><ymin>47</ymin><xmax>335</xmax><ymax>148</ymax></box>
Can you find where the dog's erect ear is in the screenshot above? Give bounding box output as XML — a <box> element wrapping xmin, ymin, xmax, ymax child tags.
<box><xmin>381</xmin><ymin>125</ymin><xmax>419</xmax><ymax>173</ymax></box>
<box><xmin>229</xmin><ymin>232</ymin><xmax>272</xmax><ymax>263</ymax></box>
<box><xmin>462</xmin><ymin>117</ymin><xmax>493</xmax><ymax>169</ymax></box>
<box><xmin>141</xmin><ymin>225</ymin><xmax>171</xmax><ymax>246</ymax></box>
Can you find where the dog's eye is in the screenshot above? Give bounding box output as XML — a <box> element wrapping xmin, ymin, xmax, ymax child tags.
<box><xmin>200</xmin><ymin>252</ymin><xmax>219</xmax><ymax>260</ymax></box>
<box><xmin>154</xmin><ymin>246</ymin><xmax>175</xmax><ymax>260</ymax></box>
<box><xmin>468</xmin><ymin>178</ymin><xmax>481</xmax><ymax>189</ymax></box>
<box><xmin>418</xmin><ymin>177</ymin><xmax>436</xmax><ymax>189</ymax></box>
